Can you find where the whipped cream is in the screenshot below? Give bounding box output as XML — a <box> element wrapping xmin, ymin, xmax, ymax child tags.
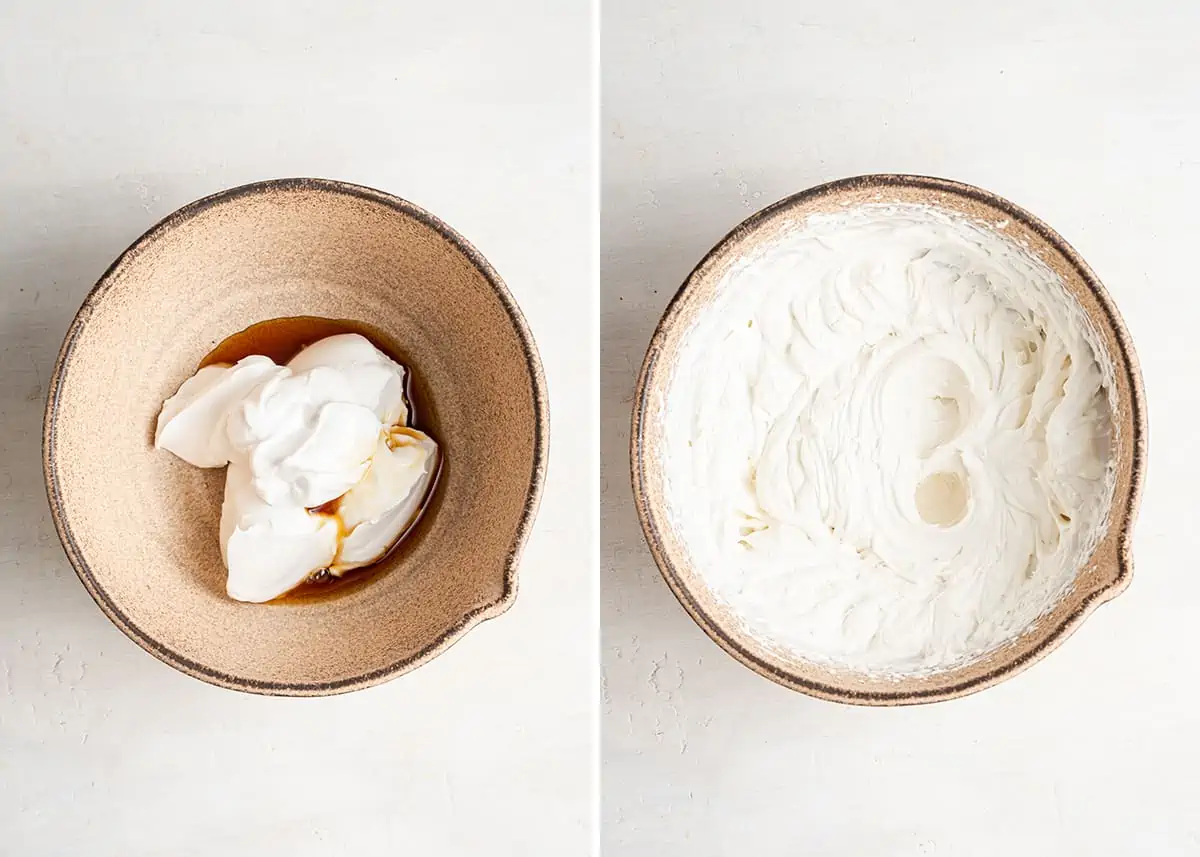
<box><xmin>661</xmin><ymin>204</ymin><xmax>1116</xmax><ymax>676</ymax></box>
<box><xmin>156</xmin><ymin>333</ymin><xmax>438</xmax><ymax>603</ymax></box>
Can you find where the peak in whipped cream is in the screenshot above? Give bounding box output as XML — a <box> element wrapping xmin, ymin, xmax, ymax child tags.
<box><xmin>155</xmin><ymin>330</ymin><xmax>439</xmax><ymax>603</ymax></box>
<box><xmin>661</xmin><ymin>203</ymin><xmax>1116</xmax><ymax>676</ymax></box>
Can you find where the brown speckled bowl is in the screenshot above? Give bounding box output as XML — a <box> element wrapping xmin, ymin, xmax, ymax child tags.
<box><xmin>43</xmin><ymin>178</ymin><xmax>547</xmax><ymax>695</ymax></box>
<box><xmin>632</xmin><ymin>174</ymin><xmax>1146</xmax><ymax>705</ymax></box>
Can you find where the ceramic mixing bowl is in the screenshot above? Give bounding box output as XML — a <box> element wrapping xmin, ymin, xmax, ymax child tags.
<box><xmin>44</xmin><ymin>178</ymin><xmax>547</xmax><ymax>695</ymax></box>
<box><xmin>632</xmin><ymin>174</ymin><xmax>1145</xmax><ymax>705</ymax></box>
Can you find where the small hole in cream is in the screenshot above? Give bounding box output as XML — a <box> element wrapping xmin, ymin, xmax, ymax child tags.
<box><xmin>915</xmin><ymin>470</ymin><xmax>970</xmax><ymax>527</ymax></box>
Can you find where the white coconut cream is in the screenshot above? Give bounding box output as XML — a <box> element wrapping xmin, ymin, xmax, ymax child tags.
<box><xmin>661</xmin><ymin>203</ymin><xmax>1116</xmax><ymax>676</ymax></box>
<box><xmin>156</xmin><ymin>333</ymin><xmax>438</xmax><ymax>603</ymax></box>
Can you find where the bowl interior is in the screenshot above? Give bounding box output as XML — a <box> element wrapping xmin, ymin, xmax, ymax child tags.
<box><xmin>634</xmin><ymin>175</ymin><xmax>1144</xmax><ymax>704</ymax></box>
<box><xmin>45</xmin><ymin>179</ymin><xmax>546</xmax><ymax>694</ymax></box>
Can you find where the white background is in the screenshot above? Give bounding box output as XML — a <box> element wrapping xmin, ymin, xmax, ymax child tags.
<box><xmin>0</xmin><ymin>2</ymin><xmax>593</xmax><ymax>854</ymax></box>
<box><xmin>603</xmin><ymin>1</ymin><xmax>1199</xmax><ymax>854</ymax></box>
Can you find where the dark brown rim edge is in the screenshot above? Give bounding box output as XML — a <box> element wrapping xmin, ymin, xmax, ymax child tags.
<box><xmin>42</xmin><ymin>177</ymin><xmax>550</xmax><ymax>697</ymax></box>
<box><xmin>631</xmin><ymin>173</ymin><xmax>1147</xmax><ymax>706</ymax></box>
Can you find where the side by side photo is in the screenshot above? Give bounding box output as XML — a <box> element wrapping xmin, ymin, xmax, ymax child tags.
<box><xmin>3</xmin><ymin>1</ymin><xmax>1197</xmax><ymax>855</ymax></box>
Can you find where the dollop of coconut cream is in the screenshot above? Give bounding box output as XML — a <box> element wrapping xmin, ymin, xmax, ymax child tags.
<box><xmin>661</xmin><ymin>204</ymin><xmax>1116</xmax><ymax>675</ymax></box>
<box><xmin>156</xmin><ymin>333</ymin><xmax>438</xmax><ymax>603</ymax></box>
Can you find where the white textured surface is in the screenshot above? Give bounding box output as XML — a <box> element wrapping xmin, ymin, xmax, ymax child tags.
<box><xmin>0</xmin><ymin>2</ymin><xmax>592</xmax><ymax>854</ymax></box>
<box><xmin>659</xmin><ymin>203</ymin><xmax>1115</xmax><ymax>676</ymax></box>
<box><xmin>603</xmin><ymin>1</ymin><xmax>1196</xmax><ymax>853</ymax></box>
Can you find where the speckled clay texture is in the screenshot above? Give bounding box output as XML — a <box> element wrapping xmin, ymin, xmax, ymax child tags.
<box><xmin>632</xmin><ymin>174</ymin><xmax>1146</xmax><ymax>706</ymax></box>
<box><xmin>43</xmin><ymin>178</ymin><xmax>548</xmax><ymax>696</ymax></box>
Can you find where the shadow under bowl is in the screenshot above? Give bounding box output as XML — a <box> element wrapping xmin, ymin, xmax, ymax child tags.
<box><xmin>43</xmin><ymin>178</ymin><xmax>548</xmax><ymax>696</ymax></box>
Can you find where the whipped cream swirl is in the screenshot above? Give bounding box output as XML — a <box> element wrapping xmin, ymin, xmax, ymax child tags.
<box><xmin>156</xmin><ymin>333</ymin><xmax>438</xmax><ymax>603</ymax></box>
<box><xmin>662</xmin><ymin>204</ymin><xmax>1115</xmax><ymax>675</ymax></box>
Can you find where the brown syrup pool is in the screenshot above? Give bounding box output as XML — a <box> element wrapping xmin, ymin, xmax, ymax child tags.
<box><xmin>199</xmin><ymin>316</ymin><xmax>443</xmax><ymax>603</ymax></box>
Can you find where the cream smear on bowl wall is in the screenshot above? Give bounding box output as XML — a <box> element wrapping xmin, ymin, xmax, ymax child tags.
<box><xmin>660</xmin><ymin>203</ymin><xmax>1118</xmax><ymax>677</ymax></box>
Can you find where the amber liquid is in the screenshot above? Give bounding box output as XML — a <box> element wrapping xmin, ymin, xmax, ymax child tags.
<box><xmin>200</xmin><ymin>316</ymin><xmax>442</xmax><ymax>603</ymax></box>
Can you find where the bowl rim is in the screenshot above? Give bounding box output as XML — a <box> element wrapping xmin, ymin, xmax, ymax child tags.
<box><xmin>630</xmin><ymin>173</ymin><xmax>1147</xmax><ymax>705</ymax></box>
<box><xmin>42</xmin><ymin>177</ymin><xmax>549</xmax><ymax>696</ymax></box>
